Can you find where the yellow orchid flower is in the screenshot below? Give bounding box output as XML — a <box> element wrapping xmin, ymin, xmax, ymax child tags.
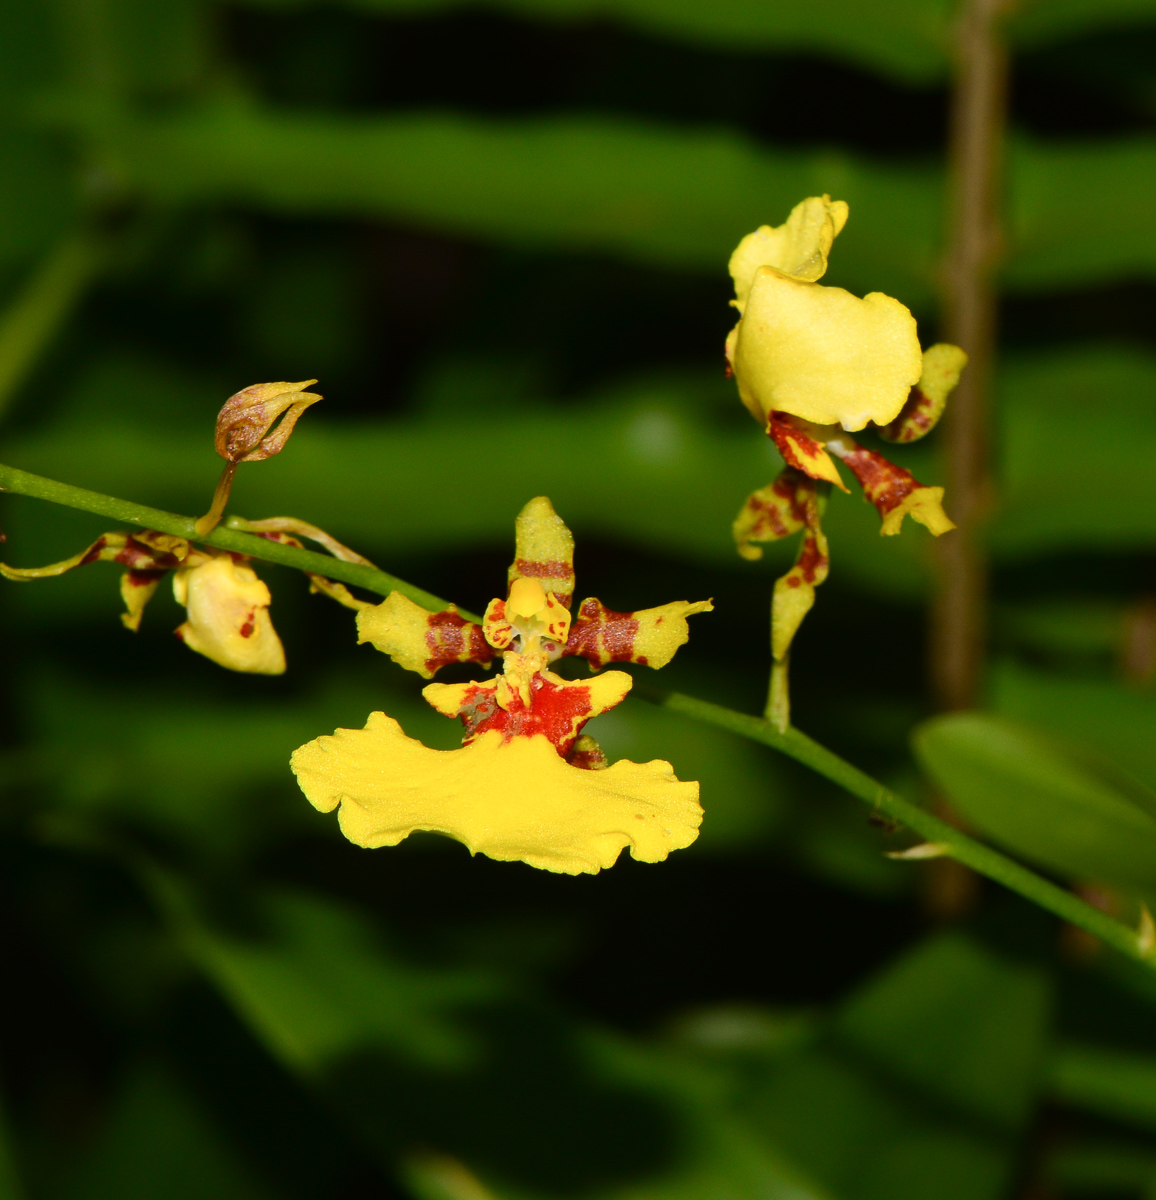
<box><xmin>725</xmin><ymin>198</ymin><xmax>968</xmax><ymax>719</ymax></box>
<box><xmin>291</xmin><ymin>497</ymin><xmax>712</xmax><ymax>876</ymax></box>
<box><xmin>0</xmin><ymin>531</ymin><xmax>286</xmax><ymax>674</ymax></box>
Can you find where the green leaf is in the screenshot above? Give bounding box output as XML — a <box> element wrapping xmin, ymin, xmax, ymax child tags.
<box><xmin>102</xmin><ymin>100</ymin><xmax>942</xmax><ymax>304</ymax></box>
<box><xmin>234</xmin><ymin>0</ymin><xmax>957</xmax><ymax>83</ymax></box>
<box><xmin>912</xmin><ymin>713</ymin><xmax>1156</xmax><ymax>896</ymax></box>
<box><xmin>62</xmin><ymin>1064</ymin><xmax>275</xmax><ymax>1200</ymax></box>
<box><xmin>747</xmin><ymin>1050</ymin><xmax>1011</xmax><ymax>1200</ymax></box>
<box><xmin>1049</xmin><ymin>1044</ymin><xmax>1156</xmax><ymax>1131</ymax></box>
<box><xmin>1005</xmin><ymin>139</ymin><xmax>1156</xmax><ymax>293</ymax></box>
<box><xmin>156</xmin><ymin>881</ymin><xmax>499</xmax><ymax>1076</ymax></box>
<box><xmin>993</xmin><ymin>347</ymin><xmax>1156</xmax><ymax>557</ymax></box>
<box><xmin>836</xmin><ymin>933</ymin><xmax>1050</xmax><ymax>1129</ymax></box>
<box><xmin>992</xmin><ymin>662</ymin><xmax>1156</xmax><ymax>795</ymax></box>
<box><xmin>1009</xmin><ymin>0</ymin><xmax>1156</xmax><ymax>51</ymax></box>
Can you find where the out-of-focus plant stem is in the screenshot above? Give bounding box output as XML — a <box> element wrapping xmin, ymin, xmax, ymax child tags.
<box><xmin>3</xmin><ymin>460</ymin><xmax>1154</xmax><ymax>970</ymax></box>
<box><xmin>933</xmin><ymin>0</ymin><xmax>1009</xmax><ymax>711</ymax></box>
<box><xmin>0</xmin><ymin>233</ymin><xmax>103</xmax><ymax>422</ymax></box>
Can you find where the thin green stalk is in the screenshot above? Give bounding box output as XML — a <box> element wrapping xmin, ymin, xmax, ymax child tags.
<box><xmin>0</xmin><ymin>459</ymin><xmax>1151</xmax><ymax>968</ymax></box>
<box><xmin>0</xmin><ymin>462</ymin><xmax>460</xmax><ymax>618</ymax></box>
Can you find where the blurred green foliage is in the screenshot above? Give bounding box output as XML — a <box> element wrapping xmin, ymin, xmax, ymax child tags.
<box><xmin>4</xmin><ymin>0</ymin><xmax>1156</xmax><ymax>1197</ymax></box>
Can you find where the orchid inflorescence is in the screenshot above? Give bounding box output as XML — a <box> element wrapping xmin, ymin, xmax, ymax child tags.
<box><xmin>0</xmin><ymin>193</ymin><xmax>964</xmax><ymax>874</ymax></box>
<box><xmin>725</xmin><ymin>195</ymin><xmax>966</xmax><ymax>725</ymax></box>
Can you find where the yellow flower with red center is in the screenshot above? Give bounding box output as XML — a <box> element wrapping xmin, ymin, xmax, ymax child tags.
<box><xmin>726</xmin><ymin>196</ymin><xmax>968</xmax><ymax>668</ymax></box>
<box><xmin>0</xmin><ymin>531</ymin><xmax>286</xmax><ymax>674</ymax></box>
<box><xmin>291</xmin><ymin>497</ymin><xmax>712</xmax><ymax>875</ymax></box>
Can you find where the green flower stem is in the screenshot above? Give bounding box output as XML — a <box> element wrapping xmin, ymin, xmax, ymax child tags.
<box><xmin>0</xmin><ymin>461</ymin><xmax>459</xmax><ymax>618</ymax></box>
<box><xmin>0</xmin><ymin>459</ymin><xmax>1150</xmax><ymax>968</ymax></box>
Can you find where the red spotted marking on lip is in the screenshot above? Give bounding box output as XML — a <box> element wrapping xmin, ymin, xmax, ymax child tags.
<box><xmin>124</xmin><ymin>568</ymin><xmax>166</xmax><ymax>588</ymax></box>
<box><xmin>568</xmin><ymin>740</ymin><xmax>609</xmax><ymax>771</ymax></box>
<box><xmin>422</xmin><ymin>609</ymin><xmax>492</xmax><ymax>675</ymax></box>
<box><xmin>565</xmin><ymin>597</ymin><xmax>642</xmax><ymax>668</ymax></box>
<box><xmin>239</xmin><ymin>611</ymin><xmax>256</xmax><ymax>638</ymax></box>
<box><xmin>451</xmin><ymin>675</ymin><xmax>601</xmax><ymax>757</ymax></box>
<box><xmin>827</xmin><ymin>440</ymin><xmax>920</xmax><ymax>518</ymax></box>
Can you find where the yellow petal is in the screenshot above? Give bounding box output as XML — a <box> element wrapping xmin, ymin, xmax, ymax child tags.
<box><xmin>729</xmin><ymin>195</ymin><xmax>849</xmax><ymax>309</ymax></box>
<box><xmin>508</xmin><ymin>496</ymin><xmax>575</xmax><ymax>609</ymax></box>
<box><xmin>733</xmin><ymin>468</ymin><xmax>816</xmax><ymax>562</ymax></box>
<box><xmin>766</xmin><ymin>414</ymin><xmax>848</xmax><ymax>491</ymax></box>
<box><xmin>358</xmin><ymin>592</ymin><xmax>490</xmax><ymax>679</ymax></box>
<box><xmin>771</xmin><ymin>521</ymin><xmax>829</xmax><ymax>661</ymax></box>
<box><xmin>732</xmin><ymin>271</ymin><xmax>922</xmax><ymax>431</ymax></box>
<box><xmin>879</xmin><ymin>343</ymin><xmax>968</xmax><ymax>444</ymax></box>
<box><xmin>879</xmin><ymin>486</ymin><xmax>956</xmax><ymax>538</ymax></box>
<box><xmin>173</xmin><ymin>556</ymin><xmax>286</xmax><ymax>675</ymax></box>
<box><xmin>119</xmin><ymin>569</ymin><xmax>162</xmax><ymax>632</ymax></box>
<box><xmin>291</xmin><ymin>720</ymin><xmax>702</xmax><ymax>876</ymax></box>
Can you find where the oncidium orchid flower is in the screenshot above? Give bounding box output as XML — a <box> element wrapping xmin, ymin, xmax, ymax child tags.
<box><xmin>725</xmin><ymin>195</ymin><xmax>967</xmax><ymax>725</ymax></box>
<box><xmin>0</xmin><ymin>531</ymin><xmax>286</xmax><ymax>674</ymax></box>
<box><xmin>291</xmin><ymin>497</ymin><xmax>713</xmax><ymax>875</ymax></box>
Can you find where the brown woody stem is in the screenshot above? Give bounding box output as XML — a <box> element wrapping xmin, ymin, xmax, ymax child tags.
<box><xmin>932</xmin><ymin>0</ymin><xmax>1009</xmax><ymax>711</ymax></box>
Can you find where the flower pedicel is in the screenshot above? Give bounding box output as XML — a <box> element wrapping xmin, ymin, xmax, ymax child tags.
<box><xmin>291</xmin><ymin>497</ymin><xmax>712</xmax><ymax>875</ymax></box>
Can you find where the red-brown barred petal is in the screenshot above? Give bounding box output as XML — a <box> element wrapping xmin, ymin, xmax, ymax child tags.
<box><xmin>826</xmin><ymin>438</ymin><xmax>955</xmax><ymax>537</ymax></box>
<box><xmin>357</xmin><ymin>592</ymin><xmax>493</xmax><ymax>679</ymax></box>
<box><xmin>564</xmin><ymin>597</ymin><xmax>712</xmax><ymax>670</ymax></box>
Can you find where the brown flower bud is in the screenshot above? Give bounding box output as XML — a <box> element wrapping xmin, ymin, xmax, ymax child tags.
<box><xmin>214</xmin><ymin>380</ymin><xmax>322</xmax><ymax>464</ymax></box>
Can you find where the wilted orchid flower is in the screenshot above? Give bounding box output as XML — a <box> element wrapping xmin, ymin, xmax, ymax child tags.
<box><xmin>0</xmin><ymin>531</ymin><xmax>286</xmax><ymax>674</ymax></box>
<box><xmin>725</xmin><ymin>196</ymin><xmax>967</xmax><ymax>718</ymax></box>
<box><xmin>291</xmin><ymin>497</ymin><xmax>712</xmax><ymax>875</ymax></box>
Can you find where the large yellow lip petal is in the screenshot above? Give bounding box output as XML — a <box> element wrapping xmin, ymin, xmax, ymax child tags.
<box><xmin>291</xmin><ymin>718</ymin><xmax>702</xmax><ymax>876</ymax></box>
<box><xmin>733</xmin><ymin>270</ymin><xmax>922</xmax><ymax>431</ymax></box>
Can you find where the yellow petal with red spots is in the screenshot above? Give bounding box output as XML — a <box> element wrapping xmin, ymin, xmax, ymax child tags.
<box><xmin>424</xmin><ymin>666</ymin><xmax>632</xmax><ymax>756</ymax></box>
<box><xmin>732</xmin><ymin>469</ymin><xmax>810</xmax><ymax>561</ymax></box>
<box><xmin>507</xmin><ymin>496</ymin><xmax>575</xmax><ymax>609</ymax></box>
<box><xmin>732</xmin><ymin>270</ymin><xmax>922</xmax><ymax>431</ymax></box>
<box><xmin>358</xmin><ymin>591</ymin><xmax>491</xmax><ymax>679</ymax></box>
<box><xmin>729</xmin><ymin>195</ymin><xmax>849</xmax><ymax>308</ymax></box>
<box><xmin>767</xmin><ymin>414</ymin><xmax>848</xmax><ymax>491</ymax></box>
<box><xmin>119</xmin><ymin>570</ymin><xmax>165</xmax><ymax>632</ymax></box>
<box><xmin>826</xmin><ymin>437</ymin><xmax>956</xmax><ymax>537</ymax></box>
<box><xmin>291</xmin><ymin>719</ymin><xmax>701</xmax><ymax>875</ymax></box>
<box><xmin>880</xmin><ymin>486</ymin><xmax>955</xmax><ymax>537</ymax></box>
<box><xmin>879</xmin><ymin>343</ymin><xmax>968</xmax><ymax>444</ymax></box>
<box><xmin>565</xmin><ymin>597</ymin><xmax>713</xmax><ymax>670</ymax></box>
<box><xmin>173</xmin><ymin>555</ymin><xmax>286</xmax><ymax>675</ymax></box>
<box><xmin>772</xmin><ymin>521</ymin><xmax>830</xmax><ymax>662</ymax></box>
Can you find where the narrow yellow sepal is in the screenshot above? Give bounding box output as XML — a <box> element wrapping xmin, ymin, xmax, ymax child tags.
<box><xmin>508</xmin><ymin>496</ymin><xmax>575</xmax><ymax>608</ymax></box>
<box><xmin>628</xmin><ymin>600</ymin><xmax>715</xmax><ymax>670</ymax></box>
<box><xmin>359</xmin><ymin>592</ymin><xmax>441</xmax><ymax>677</ymax></box>
<box><xmin>879</xmin><ymin>486</ymin><xmax>956</xmax><ymax>538</ymax></box>
<box><xmin>291</xmin><ymin>719</ymin><xmax>702</xmax><ymax>875</ymax></box>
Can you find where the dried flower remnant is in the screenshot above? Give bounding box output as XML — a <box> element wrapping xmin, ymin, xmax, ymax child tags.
<box><xmin>195</xmin><ymin>381</ymin><xmax>322</xmax><ymax>537</ymax></box>
<box><xmin>725</xmin><ymin>197</ymin><xmax>967</xmax><ymax>723</ymax></box>
<box><xmin>0</xmin><ymin>531</ymin><xmax>286</xmax><ymax>674</ymax></box>
<box><xmin>292</xmin><ymin>497</ymin><xmax>712</xmax><ymax>875</ymax></box>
